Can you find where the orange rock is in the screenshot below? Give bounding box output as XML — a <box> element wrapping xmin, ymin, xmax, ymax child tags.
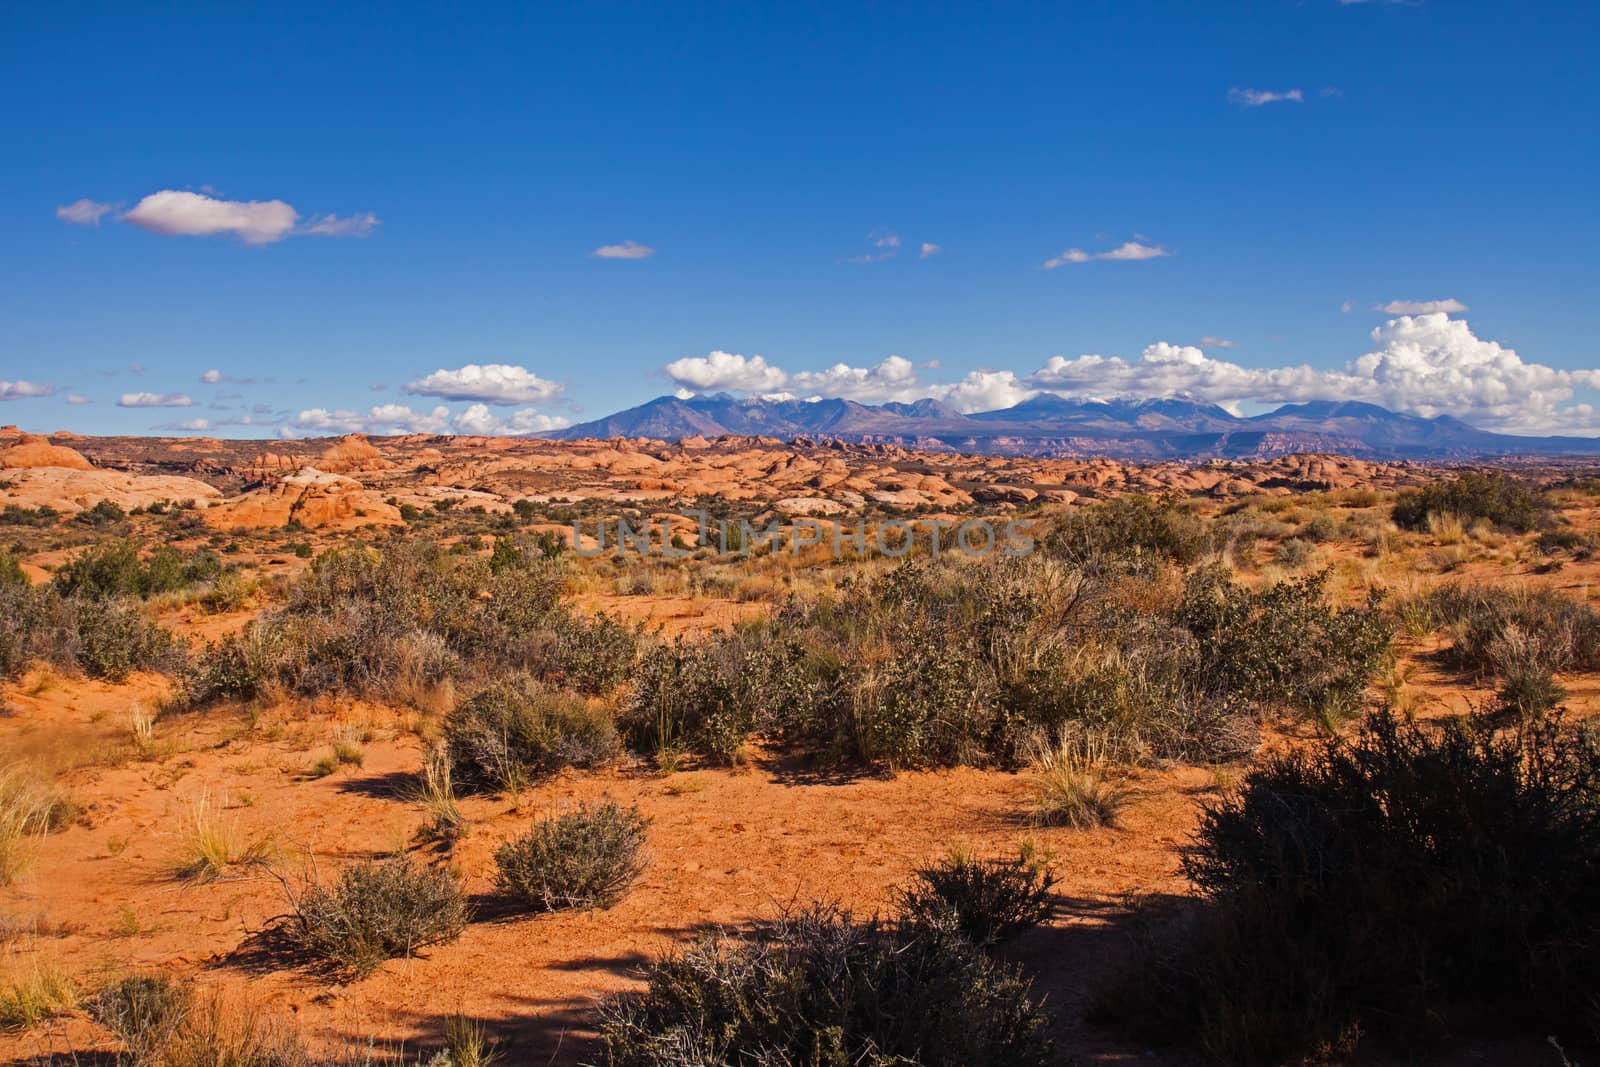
<box><xmin>0</xmin><ymin>434</ymin><xmax>94</xmax><ymax>471</ymax></box>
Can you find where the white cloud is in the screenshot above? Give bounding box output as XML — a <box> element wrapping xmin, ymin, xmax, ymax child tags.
<box><xmin>1341</xmin><ymin>299</ymin><xmax>1356</xmax><ymax>313</ymax></box>
<box><xmin>166</xmin><ymin>418</ymin><xmax>211</xmax><ymax>431</ymax></box>
<box><xmin>592</xmin><ymin>240</ymin><xmax>655</xmax><ymax>260</ymax></box>
<box><xmin>0</xmin><ymin>381</ymin><xmax>54</xmax><ymax>401</ymax></box>
<box><xmin>1197</xmin><ymin>336</ymin><xmax>1236</xmax><ymax>348</ymax></box>
<box><xmin>200</xmin><ymin>369</ymin><xmax>224</xmax><ymax>384</ymax></box>
<box><xmin>1374</xmin><ymin>298</ymin><xmax>1469</xmax><ymax>315</ymax></box>
<box><xmin>65</xmin><ymin>394</ymin><xmax>91</xmax><ymax>405</ymax></box>
<box><xmin>1025</xmin><ymin>314</ymin><xmax>1600</xmax><ymax>434</ymax></box>
<box><xmin>403</xmin><ymin>363</ymin><xmax>564</xmax><ymax>405</ymax></box>
<box><xmin>301</xmin><ymin>212</ymin><xmax>380</xmax><ymax>238</ymax></box>
<box><xmin>663</xmin><ymin>352</ymin><xmax>1032</xmax><ymax>413</ymax></box>
<box><xmin>292</xmin><ymin>404</ymin><xmax>453</xmax><ymax>436</ymax></box>
<box><xmin>664</xmin><ymin>351</ymin><xmax>789</xmax><ymax>393</ymax></box>
<box><xmin>117</xmin><ymin>190</ymin><xmax>378</xmax><ymax>244</ymax></box>
<box><xmin>1228</xmin><ymin>87</ymin><xmax>1305</xmax><ymax>107</ymax></box>
<box><xmin>123</xmin><ymin>190</ymin><xmax>300</xmax><ymax>244</ymax></box>
<box><xmin>56</xmin><ymin>199</ymin><xmax>114</xmax><ymax>226</ymax></box>
<box><xmin>452</xmin><ymin>403</ymin><xmax>572</xmax><ymax>435</ymax></box>
<box><xmin>938</xmin><ymin>370</ymin><xmax>1036</xmax><ymax>412</ymax></box>
<box><xmin>1043</xmin><ymin>240</ymin><xmax>1171</xmax><ymax>268</ymax></box>
<box><xmin>920</xmin><ymin>242</ymin><xmax>941</xmax><ymax>259</ymax></box>
<box><xmin>118</xmin><ymin>391</ymin><xmax>193</xmax><ymax>408</ymax></box>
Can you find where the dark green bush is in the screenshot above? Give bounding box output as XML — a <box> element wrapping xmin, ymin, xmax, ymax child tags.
<box><xmin>1044</xmin><ymin>494</ymin><xmax>1207</xmax><ymax>573</ymax></box>
<box><xmin>283</xmin><ymin>856</ymin><xmax>469</xmax><ymax>978</ymax></box>
<box><xmin>895</xmin><ymin>848</ymin><xmax>1056</xmax><ymax>945</ymax></box>
<box><xmin>0</xmin><ymin>504</ymin><xmax>58</xmax><ymax>527</ymax></box>
<box><xmin>54</xmin><ymin>539</ymin><xmax>225</xmax><ymax>599</ymax></box>
<box><xmin>1392</xmin><ymin>471</ymin><xmax>1553</xmax><ymax>533</ymax></box>
<box><xmin>494</xmin><ymin>800</ymin><xmax>648</xmax><ymax>911</ymax></box>
<box><xmin>597</xmin><ymin>903</ymin><xmax>1053</xmax><ymax>1066</ymax></box>
<box><xmin>1107</xmin><ymin>707</ymin><xmax>1600</xmax><ymax>1061</ymax></box>
<box><xmin>444</xmin><ymin>675</ymin><xmax>618</xmax><ymax>791</ymax></box>
<box><xmin>0</xmin><ymin>581</ymin><xmax>173</xmax><ymax>681</ymax></box>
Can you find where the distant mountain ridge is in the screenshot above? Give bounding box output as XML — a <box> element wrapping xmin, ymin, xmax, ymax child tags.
<box><xmin>540</xmin><ymin>393</ymin><xmax>1600</xmax><ymax>460</ymax></box>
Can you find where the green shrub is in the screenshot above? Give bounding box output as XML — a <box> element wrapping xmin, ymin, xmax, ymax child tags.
<box><xmin>1425</xmin><ymin>583</ymin><xmax>1600</xmax><ymax>676</ymax></box>
<box><xmin>895</xmin><ymin>847</ymin><xmax>1056</xmax><ymax>945</ymax></box>
<box><xmin>92</xmin><ymin>974</ymin><xmax>192</xmax><ymax>1062</ymax></box>
<box><xmin>0</xmin><ymin>504</ymin><xmax>58</xmax><ymax>527</ymax></box>
<box><xmin>54</xmin><ymin>539</ymin><xmax>225</xmax><ymax>599</ymax></box>
<box><xmin>494</xmin><ymin>800</ymin><xmax>648</xmax><ymax>911</ymax></box>
<box><xmin>597</xmin><ymin>903</ymin><xmax>1053</xmax><ymax>1066</ymax></box>
<box><xmin>0</xmin><ymin>582</ymin><xmax>173</xmax><ymax>682</ymax></box>
<box><xmin>444</xmin><ymin>675</ymin><xmax>618</xmax><ymax>791</ymax></box>
<box><xmin>282</xmin><ymin>856</ymin><xmax>469</xmax><ymax>978</ymax></box>
<box><xmin>1392</xmin><ymin>471</ymin><xmax>1553</xmax><ymax>533</ymax></box>
<box><xmin>1044</xmin><ymin>494</ymin><xmax>1207</xmax><ymax>573</ymax></box>
<box><xmin>1106</xmin><ymin>707</ymin><xmax>1600</xmax><ymax>1061</ymax></box>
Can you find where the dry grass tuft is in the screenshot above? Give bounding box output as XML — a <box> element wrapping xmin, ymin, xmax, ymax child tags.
<box><xmin>1028</xmin><ymin>728</ymin><xmax>1127</xmax><ymax>830</ymax></box>
<box><xmin>175</xmin><ymin>793</ymin><xmax>276</xmax><ymax>883</ymax></box>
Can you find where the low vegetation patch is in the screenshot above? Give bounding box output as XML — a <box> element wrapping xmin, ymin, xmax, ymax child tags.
<box><xmin>895</xmin><ymin>846</ymin><xmax>1056</xmax><ymax>945</ymax></box>
<box><xmin>1391</xmin><ymin>470</ymin><xmax>1554</xmax><ymax>533</ymax></box>
<box><xmin>494</xmin><ymin>800</ymin><xmax>648</xmax><ymax>912</ymax></box>
<box><xmin>597</xmin><ymin>903</ymin><xmax>1053</xmax><ymax>1066</ymax></box>
<box><xmin>1105</xmin><ymin>707</ymin><xmax>1600</xmax><ymax>1062</ymax></box>
<box><xmin>281</xmin><ymin>856</ymin><xmax>469</xmax><ymax>978</ymax></box>
<box><xmin>444</xmin><ymin>674</ymin><xmax>618</xmax><ymax>791</ymax></box>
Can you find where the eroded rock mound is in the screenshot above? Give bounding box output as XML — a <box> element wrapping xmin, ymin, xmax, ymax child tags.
<box><xmin>0</xmin><ymin>468</ymin><xmax>220</xmax><ymax>512</ymax></box>
<box><xmin>208</xmin><ymin>467</ymin><xmax>402</xmax><ymax>530</ymax></box>
<box><xmin>0</xmin><ymin>434</ymin><xmax>94</xmax><ymax>471</ymax></box>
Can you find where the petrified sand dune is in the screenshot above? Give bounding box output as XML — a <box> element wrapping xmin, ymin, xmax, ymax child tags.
<box><xmin>0</xmin><ymin>467</ymin><xmax>220</xmax><ymax>512</ymax></box>
<box><xmin>207</xmin><ymin>467</ymin><xmax>402</xmax><ymax>530</ymax></box>
<box><xmin>0</xmin><ymin>433</ymin><xmax>95</xmax><ymax>471</ymax></box>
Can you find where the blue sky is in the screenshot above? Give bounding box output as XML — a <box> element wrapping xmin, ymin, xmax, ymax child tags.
<box><xmin>3</xmin><ymin>1</ymin><xmax>1597</xmax><ymax>438</ymax></box>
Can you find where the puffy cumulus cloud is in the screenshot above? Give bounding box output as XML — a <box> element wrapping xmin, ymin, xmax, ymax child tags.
<box><xmin>1030</xmin><ymin>343</ymin><xmax>1337</xmax><ymax>404</ymax></box>
<box><xmin>592</xmin><ymin>240</ymin><xmax>655</xmax><ymax>259</ymax></box>
<box><xmin>1026</xmin><ymin>314</ymin><xmax>1600</xmax><ymax>434</ymax></box>
<box><xmin>664</xmin><ymin>351</ymin><xmax>789</xmax><ymax>393</ymax></box>
<box><xmin>116</xmin><ymin>190</ymin><xmax>379</xmax><ymax>244</ymax></box>
<box><xmin>920</xmin><ymin>242</ymin><xmax>941</xmax><ymax>259</ymax></box>
<box><xmin>1351</xmin><ymin>314</ymin><xmax>1600</xmax><ymax>433</ymax></box>
<box><xmin>65</xmin><ymin>394</ymin><xmax>91</xmax><ymax>405</ymax></box>
<box><xmin>123</xmin><ymin>191</ymin><xmax>300</xmax><ymax>244</ymax></box>
<box><xmin>292</xmin><ymin>404</ymin><xmax>452</xmax><ymax>436</ymax></box>
<box><xmin>0</xmin><ymin>380</ymin><xmax>54</xmax><ymax>401</ymax></box>
<box><xmin>452</xmin><ymin>403</ymin><xmax>572</xmax><ymax>436</ymax></box>
<box><xmin>403</xmin><ymin>363</ymin><xmax>564</xmax><ymax>405</ymax></box>
<box><xmin>1228</xmin><ymin>87</ymin><xmax>1304</xmax><ymax>107</ymax></box>
<box><xmin>118</xmin><ymin>391</ymin><xmax>193</xmax><ymax>408</ymax></box>
<box><xmin>1043</xmin><ymin>240</ymin><xmax>1170</xmax><ymax>268</ymax></box>
<box><xmin>938</xmin><ymin>370</ymin><xmax>1036</xmax><ymax>412</ymax></box>
<box><xmin>200</xmin><ymin>369</ymin><xmax>224</xmax><ymax>384</ymax></box>
<box><xmin>789</xmin><ymin>356</ymin><xmax>923</xmax><ymax>404</ymax></box>
<box><xmin>56</xmin><ymin>199</ymin><xmax>114</xmax><ymax>226</ymax></box>
<box><xmin>664</xmin><ymin>353</ymin><xmax>1032</xmax><ymax>413</ymax></box>
<box><xmin>1374</xmin><ymin>298</ymin><xmax>1469</xmax><ymax>315</ymax></box>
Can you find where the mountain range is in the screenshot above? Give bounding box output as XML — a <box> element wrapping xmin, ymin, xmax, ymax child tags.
<box><xmin>539</xmin><ymin>393</ymin><xmax>1600</xmax><ymax>460</ymax></box>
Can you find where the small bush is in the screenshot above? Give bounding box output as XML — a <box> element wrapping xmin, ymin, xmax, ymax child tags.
<box><xmin>93</xmin><ymin>976</ymin><xmax>307</xmax><ymax>1067</ymax></box>
<box><xmin>1044</xmin><ymin>494</ymin><xmax>1207</xmax><ymax>573</ymax></box>
<box><xmin>54</xmin><ymin>540</ymin><xmax>225</xmax><ymax>599</ymax></box>
<box><xmin>92</xmin><ymin>974</ymin><xmax>191</xmax><ymax>1061</ymax></box>
<box><xmin>895</xmin><ymin>847</ymin><xmax>1056</xmax><ymax>945</ymax></box>
<box><xmin>1107</xmin><ymin>707</ymin><xmax>1600</xmax><ymax>1061</ymax></box>
<box><xmin>597</xmin><ymin>903</ymin><xmax>1053</xmax><ymax>1066</ymax></box>
<box><xmin>1392</xmin><ymin>471</ymin><xmax>1553</xmax><ymax>533</ymax></box>
<box><xmin>494</xmin><ymin>800</ymin><xmax>648</xmax><ymax>911</ymax></box>
<box><xmin>282</xmin><ymin>856</ymin><xmax>469</xmax><ymax>978</ymax></box>
<box><xmin>444</xmin><ymin>675</ymin><xmax>618</xmax><ymax>791</ymax></box>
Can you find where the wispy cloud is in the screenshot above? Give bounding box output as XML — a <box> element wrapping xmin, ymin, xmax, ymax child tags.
<box><xmin>55</xmin><ymin>199</ymin><xmax>115</xmax><ymax>226</ymax></box>
<box><xmin>1043</xmin><ymin>240</ymin><xmax>1171</xmax><ymax>269</ymax></box>
<box><xmin>1196</xmin><ymin>336</ymin><xmax>1236</xmax><ymax>349</ymax></box>
<box><xmin>847</xmin><ymin>231</ymin><xmax>903</xmax><ymax>264</ymax></box>
<box><xmin>1375</xmin><ymin>298</ymin><xmax>1468</xmax><ymax>314</ymax></box>
<box><xmin>302</xmin><ymin>212</ymin><xmax>380</xmax><ymax>238</ymax></box>
<box><xmin>591</xmin><ymin>240</ymin><xmax>655</xmax><ymax>259</ymax></box>
<box><xmin>117</xmin><ymin>391</ymin><xmax>193</xmax><ymax>408</ymax></box>
<box><xmin>1228</xmin><ymin>87</ymin><xmax>1304</xmax><ymax>107</ymax></box>
<box><xmin>920</xmin><ymin>242</ymin><xmax>942</xmax><ymax>259</ymax></box>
